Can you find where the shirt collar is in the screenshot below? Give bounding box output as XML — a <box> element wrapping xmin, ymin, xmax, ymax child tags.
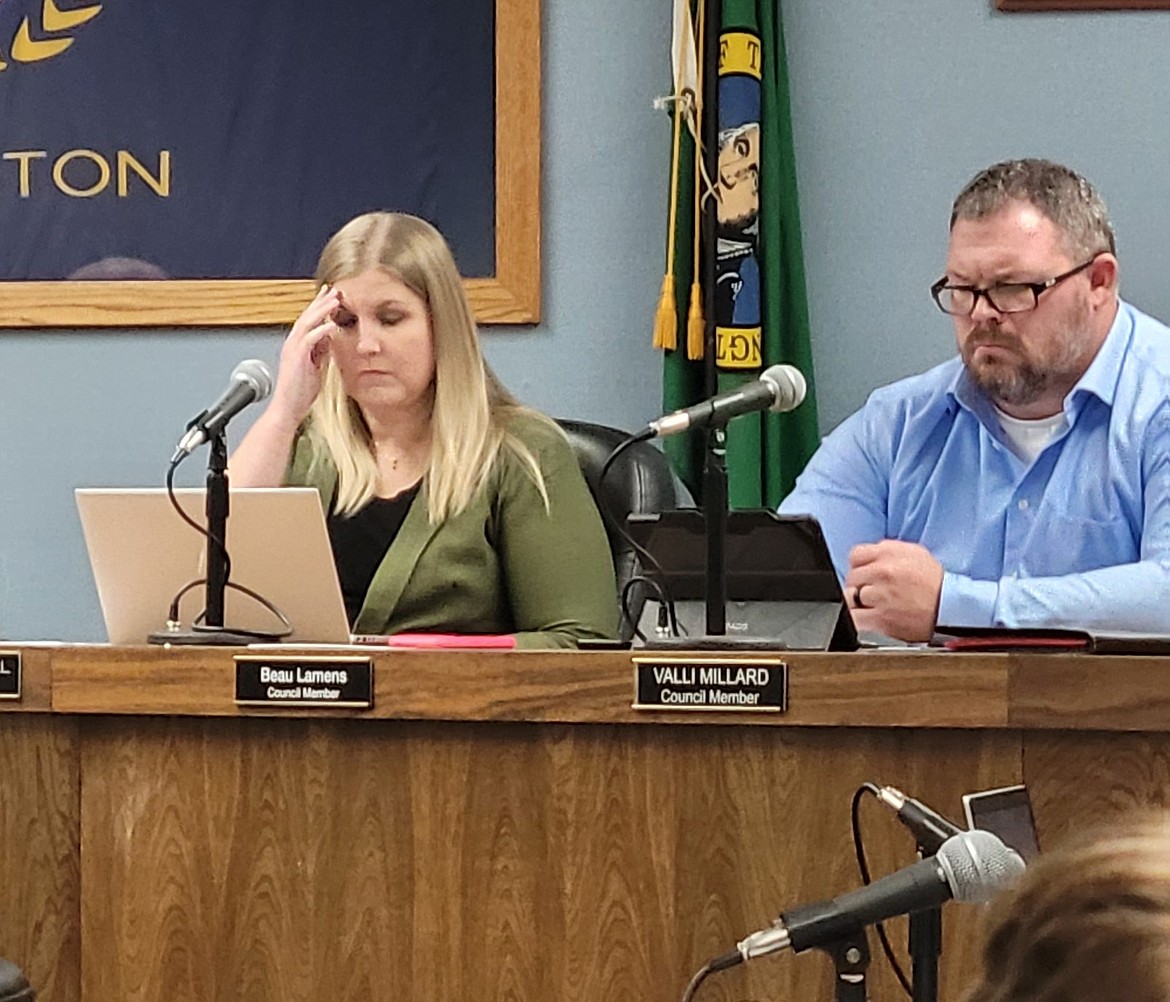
<box><xmin>1069</xmin><ymin>300</ymin><xmax>1129</xmax><ymax>409</ymax></box>
<box><xmin>947</xmin><ymin>299</ymin><xmax>1130</xmax><ymax>421</ymax></box>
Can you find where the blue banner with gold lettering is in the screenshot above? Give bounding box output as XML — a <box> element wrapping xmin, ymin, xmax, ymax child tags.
<box><xmin>0</xmin><ymin>0</ymin><xmax>495</xmax><ymax>280</ymax></box>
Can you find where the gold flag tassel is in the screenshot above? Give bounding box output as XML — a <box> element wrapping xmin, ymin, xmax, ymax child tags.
<box><xmin>686</xmin><ymin>281</ymin><xmax>704</xmax><ymax>359</ymax></box>
<box><xmin>686</xmin><ymin>0</ymin><xmax>707</xmax><ymax>360</ymax></box>
<box><xmin>652</xmin><ymin>276</ymin><xmax>677</xmax><ymax>351</ymax></box>
<box><xmin>653</xmin><ymin>88</ymin><xmax>686</xmax><ymax>351</ymax></box>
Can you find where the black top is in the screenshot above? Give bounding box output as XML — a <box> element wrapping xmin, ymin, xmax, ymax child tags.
<box><xmin>327</xmin><ymin>483</ymin><xmax>422</xmax><ymax>624</ymax></box>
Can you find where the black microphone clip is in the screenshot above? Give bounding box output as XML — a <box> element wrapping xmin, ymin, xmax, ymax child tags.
<box><xmin>876</xmin><ymin>785</ymin><xmax>964</xmax><ymax>854</ymax></box>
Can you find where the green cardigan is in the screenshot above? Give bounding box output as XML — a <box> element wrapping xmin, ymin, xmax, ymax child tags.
<box><xmin>287</xmin><ymin>412</ymin><xmax>618</xmax><ymax>649</ymax></box>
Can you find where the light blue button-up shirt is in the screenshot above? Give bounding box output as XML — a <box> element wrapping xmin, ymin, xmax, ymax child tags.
<box><xmin>780</xmin><ymin>300</ymin><xmax>1170</xmax><ymax>631</ymax></box>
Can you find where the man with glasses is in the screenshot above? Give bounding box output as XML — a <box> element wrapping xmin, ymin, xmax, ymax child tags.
<box><xmin>780</xmin><ymin>158</ymin><xmax>1170</xmax><ymax>642</ymax></box>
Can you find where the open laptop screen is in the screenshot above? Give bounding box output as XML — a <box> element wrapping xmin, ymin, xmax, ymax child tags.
<box><xmin>76</xmin><ymin>488</ymin><xmax>350</xmax><ymax>644</ymax></box>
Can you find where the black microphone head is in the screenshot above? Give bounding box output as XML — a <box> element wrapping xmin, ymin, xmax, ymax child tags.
<box><xmin>232</xmin><ymin>359</ymin><xmax>274</xmax><ymax>401</ymax></box>
<box><xmin>760</xmin><ymin>364</ymin><xmax>807</xmax><ymax>413</ymax></box>
<box><xmin>937</xmin><ymin>829</ymin><xmax>1026</xmax><ymax>904</ymax></box>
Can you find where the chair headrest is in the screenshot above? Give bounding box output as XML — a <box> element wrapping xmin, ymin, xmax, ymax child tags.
<box><xmin>556</xmin><ymin>418</ymin><xmax>689</xmax><ymax>540</ymax></box>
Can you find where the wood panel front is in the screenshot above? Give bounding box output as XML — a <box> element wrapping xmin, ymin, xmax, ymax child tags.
<box><xmin>9</xmin><ymin>648</ymin><xmax>1170</xmax><ymax>1002</ymax></box>
<box><xmin>1011</xmin><ymin>655</ymin><xmax>1170</xmax><ymax>732</ymax></box>
<box><xmin>49</xmin><ymin>647</ymin><xmax>1011</xmax><ymax>728</ymax></box>
<box><xmin>0</xmin><ymin>714</ymin><xmax>81</xmax><ymax>1002</ymax></box>
<box><xmin>76</xmin><ymin>715</ymin><xmax>1021</xmax><ymax>1002</ymax></box>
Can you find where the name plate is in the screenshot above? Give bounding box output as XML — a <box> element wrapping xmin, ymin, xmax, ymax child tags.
<box><xmin>235</xmin><ymin>656</ymin><xmax>373</xmax><ymax>708</ymax></box>
<box><xmin>632</xmin><ymin>656</ymin><xmax>787</xmax><ymax>712</ymax></box>
<box><xmin>0</xmin><ymin>651</ymin><xmax>20</xmax><ymax>700</ymax></box>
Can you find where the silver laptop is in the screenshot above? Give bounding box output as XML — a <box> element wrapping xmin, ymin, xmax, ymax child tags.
<box><xmin>76</xmin><ymin>487</ymin><xmax>350</xmax><ymax>644</ymax></box>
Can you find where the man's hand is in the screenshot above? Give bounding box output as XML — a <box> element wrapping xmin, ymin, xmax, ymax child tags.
<box><xmin>844</xmin><ymin>540</ymin><xmax>944</xmax><ymax>642</ymax></box>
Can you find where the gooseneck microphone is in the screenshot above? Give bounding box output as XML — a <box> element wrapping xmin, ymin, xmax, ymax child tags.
<box><xmin>648</xmin><ymin>363</ymin><xmax>806</xmax><ymax>438</ymax></box>
<box><xmin>172</xmin><ymin>359</ymin><xmax>274</xmax><ymax>463</ymax></box>
<box><xmin>730</xmin><ymin>830</ymin><xmax>1024</xmax><ymax>963</ymax></box>
<box><xmin>876</xmin><ymin>785</ymin><xmax>965</xmax><ymax>853</ymax></box>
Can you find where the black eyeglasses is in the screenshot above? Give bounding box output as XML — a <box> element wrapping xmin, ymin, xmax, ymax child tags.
<box><xmin>930</xmin><ymin>256</ymin><xmax>1099</xmax><ymax>316</ymax></box>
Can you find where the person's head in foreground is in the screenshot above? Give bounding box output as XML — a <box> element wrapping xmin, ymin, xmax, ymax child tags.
<box><xmin>968</xmin><ymin>814</ymin><xmax>1170</xmax><ymax>1002</ymax></box>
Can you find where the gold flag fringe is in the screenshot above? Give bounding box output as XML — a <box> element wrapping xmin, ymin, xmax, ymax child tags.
<box><xmin>686</xmin><ymin>283</ymin><xmax>704</xmax><ymax>360</ymax></box>
<box><xmin>653</xmin><ymin>274</ymin><xmax>678</xmax><ymax>350</ymax></box>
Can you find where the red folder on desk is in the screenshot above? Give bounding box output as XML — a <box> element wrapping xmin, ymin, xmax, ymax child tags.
<box><xmin>932</xmin><ymin>626</ymin><xmax>1170</xmax><ymax>655</ymax></box>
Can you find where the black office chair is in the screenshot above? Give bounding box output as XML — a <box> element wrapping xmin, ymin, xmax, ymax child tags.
<box><xmin>0</xmin><ymin>959</ymin><xmax>34</xmax><ymax>1002</ymax></box>
<box><xmin>557</xmin><ymin>418</ymin><xmax>692</xmax><ymax>620</ymax></box>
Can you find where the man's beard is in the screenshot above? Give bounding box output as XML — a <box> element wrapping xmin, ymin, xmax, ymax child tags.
<box><xmin>960</xmin><ymin>297</ymin><xmax>1094</xmax><ymax>409</ymax></box>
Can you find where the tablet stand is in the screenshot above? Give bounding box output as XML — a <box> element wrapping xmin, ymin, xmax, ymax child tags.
<box><xmin>637</xmin><ymin>424</ymin><xmax>855</xmax><ymax>652</ymax></box>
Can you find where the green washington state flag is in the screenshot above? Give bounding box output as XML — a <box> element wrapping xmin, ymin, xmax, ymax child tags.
<box><xmin>659</xmin><ymin>0</ymin><xmax>819</xmax><ymax>508</ymax></box>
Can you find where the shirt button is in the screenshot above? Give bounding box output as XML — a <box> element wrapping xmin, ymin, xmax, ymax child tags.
<box><xmin>1018</xmin><ymin>499</ymin><xmax>1029</xmax><ymax>511</ymax></box>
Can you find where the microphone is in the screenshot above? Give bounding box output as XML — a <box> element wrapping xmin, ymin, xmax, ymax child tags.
<box><xmin>731</xmin><ymin>830</ymin><xmax>1024</xmax><ymax>963</ymax></box>
<box><xmin>648</xmin><ymin>363</ymin><xmax>806</xmax><ymax>438</ymax></box>
<box><xmin>875</xmin><ymin>785</ymin><xmax>965</xmax><ymax>853</ymax></box>
<box><xmin>172</xmin><ymin>359</ymin><xmax>274</xmax><ymax>462</ymax></box>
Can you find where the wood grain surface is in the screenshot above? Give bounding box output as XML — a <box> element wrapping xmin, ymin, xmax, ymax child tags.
<box><xmin>1010</xmin><ymin>655</ymin><xmax>1170</xmax><ymax>731</ymax></box>
<box><xmin>49</xmin><ymin>647</ymin><xmax>1010</xmax><ymax>728</ymax></box>
<box><xmin>75</xmin><ymin>716</ymin><xmax>1021</xmax><ymax>1002</ymax></box>
<box><xmin>1024</xmin><ymin>730</ymin><xmax>1170</xmax><ymax>848</ymax></box>
<box><xmin>7</xmin><ymin>647</ymin><xmax>1170</xmax><ymax>1002</ymax></box>
<box><xmin>0</xmin><ymin>715</ymin><xmax>81</xmax><ymax>1002</ymax></box>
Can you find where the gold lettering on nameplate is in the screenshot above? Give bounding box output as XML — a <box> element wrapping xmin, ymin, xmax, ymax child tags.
<box><xmin>3</xmin><ymin>149</ymin><xmax>171</xmax><ymax>197</ymax></box>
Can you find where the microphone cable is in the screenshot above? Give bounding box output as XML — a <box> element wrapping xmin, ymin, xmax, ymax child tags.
<box><xmin>677</xmin><ymin>961</ymin><xmax>713</xmax><ymax>1002</ymax></box>
<box><xmin>162</xmin><ymin>458</ymin><xmax>293</xmax><ymax>641</ymax></box>
<box><xmin>676</xmin><ymin>947</ymin><xmax>743</xmax><ymax>1002</ymax></box>
<box><xmin>161</xmin><ymin>576</ymin><xmax>293</xmax><ymax>641</ymax></box>
<box><xmin>597</xmin><ymin>430</ymin><xmax>684</xmax><ymax>639</ymax></box>
<box><xmin>619</xmin><ymin>574</ymin><xmax>682</xmax><ymax>644</ymax></box>
<box><xmin>851</xmin><ymin>782</ymin><xmax>913</xmax><ymax>997</ymax></box>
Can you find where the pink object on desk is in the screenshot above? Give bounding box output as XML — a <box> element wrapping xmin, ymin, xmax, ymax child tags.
<box><xmin>352</xmin><ymin>633</ymin><xmax>517</xmax><ymax>649</ymax></box>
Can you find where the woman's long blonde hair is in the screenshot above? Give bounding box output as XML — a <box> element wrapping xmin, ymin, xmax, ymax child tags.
<box><xmin>306</xmin><ymin>212</ymin><xmax>547</xmax><ymax>521</ymax></box>
<box><xmin>968</xmin><ymin>814</ymin><xmax>1170</xmax><ymax>1002</ymax></box>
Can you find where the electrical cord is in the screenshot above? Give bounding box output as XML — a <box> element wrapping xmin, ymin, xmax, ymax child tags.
<box><xmin>677</xmin><ymin>962</ymin><xmax>712</xmax><ymax>1002</ymax></box>
<box><xmin>851</xmin><ymin>782</ymin><xmax>913</xmax><ymax>997</ymax></box>
<box><xmin>162</xmin><ymin>459</ymin><xmax>294</xmax><ymax>641</ymax></box>
<box><xmin>620</xmin><ymin>574</ymin><xmax>687</xmax><ymax>644</ymax></box>
<box><xmin>166</xmin><ymin>459</ymin><xmax>232</xmax><ymax>580</ymax></box>
<box><xmin>597</xmin><ymin>430</ymin><xmax>684</xmax><ymax>638</ymax></box>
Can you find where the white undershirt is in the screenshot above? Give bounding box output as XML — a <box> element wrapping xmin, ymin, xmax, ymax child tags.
<box><xmin>995</xmin><ymin>406</ymin><xmax>1067</xmax><ymax>464</ymax></box>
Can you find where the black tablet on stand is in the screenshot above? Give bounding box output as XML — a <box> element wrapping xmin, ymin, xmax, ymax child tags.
<box><xmin>626</xmin><ymin>509</ymin><xmax>858</xmax><ymax>651</ymax></box>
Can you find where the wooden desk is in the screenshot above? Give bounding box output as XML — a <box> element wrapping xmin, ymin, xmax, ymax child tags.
<box><xmin>1</xmin><ymin>647</ymin><xmax>1167</xmax><ymax>1002</ymax></box>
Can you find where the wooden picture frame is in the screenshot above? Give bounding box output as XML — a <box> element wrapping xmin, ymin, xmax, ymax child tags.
<box><xmin>0</xmin><ymin>0</ymin><xmax>540</xmax><ymax>328</ymax></box>
<box><xmin>998</xmin><ymin>0</ymin><xmax>1170</xmax><ymax>9</ymax></box>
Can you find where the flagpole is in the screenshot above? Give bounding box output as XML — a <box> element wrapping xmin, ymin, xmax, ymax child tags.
<box><xmin>701</xmin><ymin>0</ymin><xmax>720</xmax><ymax>402</ymax></box>
<box><xmin>699</xmin><ymin>0</ymin><xmax>728</xmax><ymax>637</ymax></box>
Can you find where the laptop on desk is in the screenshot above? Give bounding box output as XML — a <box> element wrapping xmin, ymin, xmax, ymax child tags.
<box><xmin>75</xmin><ymin>488</ymin><xmax>351</xmax><ymax>644</ymax></box>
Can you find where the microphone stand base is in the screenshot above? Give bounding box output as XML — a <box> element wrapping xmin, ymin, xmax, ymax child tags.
<box><xmin>148</xmin><ymin>628</ymin><xmax>277</xmax><ymax>647</ymax></box>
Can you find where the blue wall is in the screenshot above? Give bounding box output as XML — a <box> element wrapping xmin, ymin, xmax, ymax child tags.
<box><xmin>4</xmin><ymin>0</ymin><xmax>1170</xmax><ymax>640</ymax></box>
<box><xmin>784</xmin><ymin>1</ymin><xmax>1170</xmax><ymax>433</ymax></box>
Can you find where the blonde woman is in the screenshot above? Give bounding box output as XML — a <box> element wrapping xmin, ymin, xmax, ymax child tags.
<box><xmin>230</xmin><ymin>212</ymin><xmax>617</xmax><ymax>648</ymax></box>
<box><xmin>967</xmin><ymin>815</ymin><xmax>1170</xmax><ymax>1002</ymax></box>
